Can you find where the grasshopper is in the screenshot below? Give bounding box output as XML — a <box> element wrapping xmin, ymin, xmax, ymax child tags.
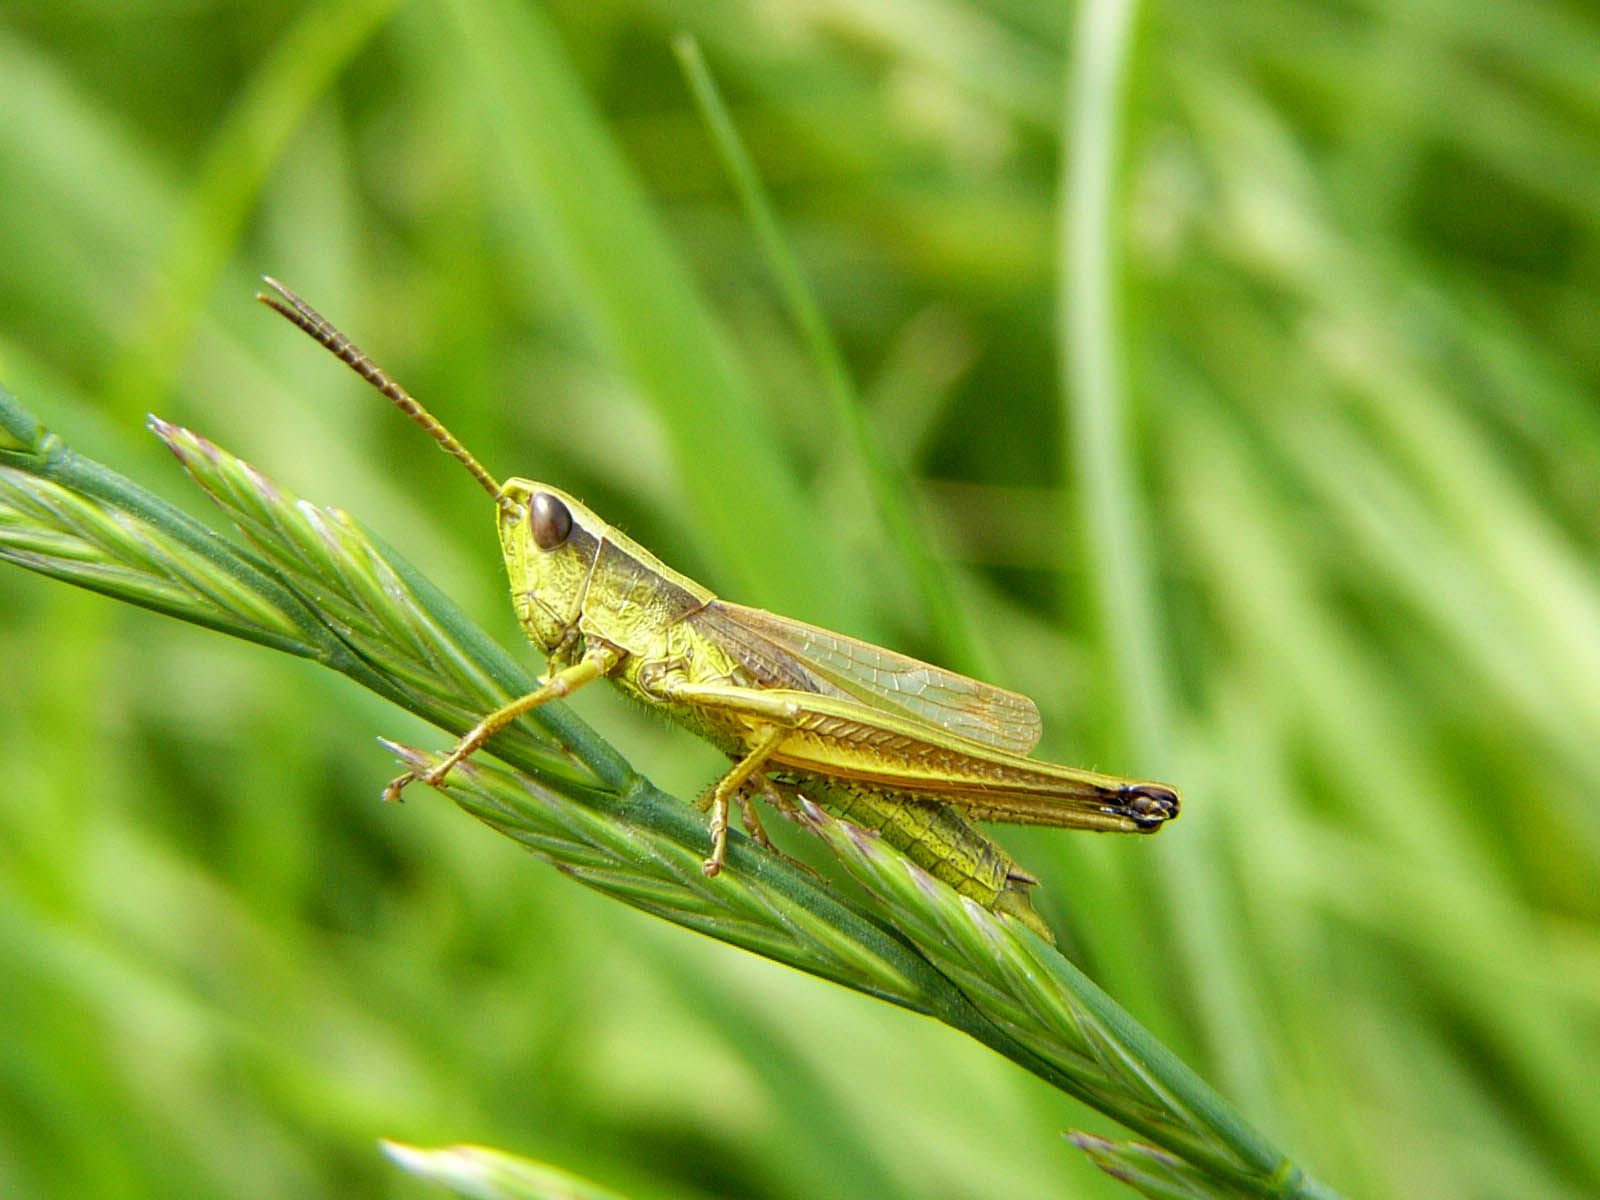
<box><xmin>258</xmin><ymin>279</ymin><xmax>1179</xmax><ymax>940</ymax></box>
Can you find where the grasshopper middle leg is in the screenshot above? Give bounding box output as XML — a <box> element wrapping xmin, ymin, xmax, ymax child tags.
<box><xmin>702</xmin><ymin>726</ymin><xmax>785</xmax><ymax>877</ymax></box>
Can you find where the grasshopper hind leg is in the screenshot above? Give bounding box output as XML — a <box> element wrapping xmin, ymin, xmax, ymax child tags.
<box><xmin>744</xmin><ymin>781</ymin><xmax>827</xmax><ymax>883</ymax></box>
<box><xmin>735</xmin><ymin>790</ymin><xmax>776</xmax><ymax>853</ymax></box>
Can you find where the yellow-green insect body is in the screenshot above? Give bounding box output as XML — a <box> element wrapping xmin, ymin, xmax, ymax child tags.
<box><xmin>497</xmin><ymin>478</ymin><xmax>1053</xmax><ymax>933</ymax></box>
<box><xmin>259</xmin><ymin>279</ymin><xmax>1180</xmax><ymax>943</ymax></box>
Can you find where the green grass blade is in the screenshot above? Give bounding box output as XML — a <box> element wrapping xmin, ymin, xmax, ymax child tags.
<box><xmin>102</xmin><ymin>0</ymin><xmax>401</xmax><ymax>420</ymax></box>
<box><xmin>1057</xmin><ymin>0</ymin><xmax>1205</xmax><ymax>1048</ymax></box>
<box><xmin>382</xmin><ymin>1141</ymin><xmax>631</xmax><ymax>1200</ymax></box>
<box><xmin>1069</xmin><ymin>1133</ymin><xmax>1298</xmax><ymax>1200</ymax></box>
<box><xmin>0</xmin><ymin>386</ymin><xmax>323</xmax><ymax>657</ymax></box>
<box><xmin>1059</xmin><ymin>0</ymin><xmax>1167</xmax><ymax>778</ymax></box>
<box><xmin>431</xmin><ymin>0</ymin><xmax>862</xmax><ymax>630</ymax></box>
<box><xmin>671</xmin><ymin>34</ymin><xmax>987</xmax><ymax>675</ymax></box>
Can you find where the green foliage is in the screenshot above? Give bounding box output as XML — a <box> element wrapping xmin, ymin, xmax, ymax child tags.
<box><xmin>2</xmin><ymin>1</ymin><xmax>1599</xmax><ymax>1198</ymax></box>
<box><xmin>383</xmin><ymin>1141</ymin><xmax>632</xmax><ymax>1200</ymax></box>
<box><xmin>1</xmin><ymin>381</ymin><xmax>1332</xmax><ymax>1197</ymax></box>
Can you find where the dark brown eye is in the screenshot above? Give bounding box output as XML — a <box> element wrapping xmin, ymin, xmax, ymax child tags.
<box><xmin>528</xmin><ymin>492</ymin><xmax>573</xmax><ymax>550</ymax></box>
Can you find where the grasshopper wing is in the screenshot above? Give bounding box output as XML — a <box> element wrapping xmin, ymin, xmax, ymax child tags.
<box><xmin>694</xmin><ymin>601</ymin><xmax>1043</xmax><ymax>755</ymax></box>
<box><xmin>664</xmin><ymin>681</ymin><xmax>1176</xmax><ymax>833</ymax></box>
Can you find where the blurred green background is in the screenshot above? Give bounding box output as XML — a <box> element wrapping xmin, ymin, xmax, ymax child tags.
<box><xmin>3</xmin><ymin>1</ymin><xmax>1599</xmax><ymax>1197</ymax></box>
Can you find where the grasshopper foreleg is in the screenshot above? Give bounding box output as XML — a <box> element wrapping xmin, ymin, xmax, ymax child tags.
<box><xmin>386</xmin><ymin>649</ymin><xmax>615</xmax><ymax>802</ymax></box>
<box><xmin>702</xmin><ymin>726</ymin><xmax>785</xmax><ymax>877</ymax></box>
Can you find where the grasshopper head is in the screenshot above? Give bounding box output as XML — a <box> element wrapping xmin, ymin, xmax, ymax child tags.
<box><xmin>495</xmin><ymin>478</ymin><xmax>714</xmax><ymax>658</ymax></box>
<box><xmin>496</xmin><ymin>479</ymin><xmax>604</xmax><ymax>653</ymax></box>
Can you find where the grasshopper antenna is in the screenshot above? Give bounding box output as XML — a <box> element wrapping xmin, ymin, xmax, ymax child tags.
<box><xmin>257</xmin><ymin>276</ymin><xmax>503</xmax><ymax>498</ymax></box>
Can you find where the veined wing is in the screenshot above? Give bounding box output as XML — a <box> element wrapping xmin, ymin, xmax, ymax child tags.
<box><xmin>695</xmin><ymin>600</ymin><xmax>1043</xmax><ymax>754</ymax></box>
<box><xmin>664</xmin><ymin>681</ymin><xmax>1178</xmax><ymax>834</ymax></box>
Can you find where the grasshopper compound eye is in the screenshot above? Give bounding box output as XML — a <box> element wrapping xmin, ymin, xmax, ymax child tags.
<box><xmin>529</xmin><ymin>492</ymin><xmax>574</xmax><ymax>550</ymax></box>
